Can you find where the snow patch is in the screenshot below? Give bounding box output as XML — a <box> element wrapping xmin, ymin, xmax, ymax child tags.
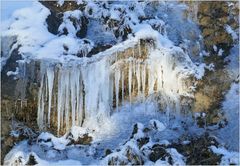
<box><xmin>210</xmin><ymin>146</ymin><xmax>239</xmax><ymax>165</ymax></box>
<box><xmin>149</xmin><ymin>119</ymin><xmax>166</xmax><ymax>132</ymax></box>
<box><xmin>225</xmin><ymin>25</ymin><xmax>238</xmax><ymax>40</ymax></box>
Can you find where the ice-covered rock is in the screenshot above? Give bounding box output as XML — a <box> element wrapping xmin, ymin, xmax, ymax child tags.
<box><xmin>149</xmin><ymin>119</ymin><xmax>166</xmax><ymax>132</ymax></box>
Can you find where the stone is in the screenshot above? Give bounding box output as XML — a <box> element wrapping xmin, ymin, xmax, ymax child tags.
<box><xmin>125</xmin><ymin>146</ymin><xmax>144</xmax><ymax>165</ymax></box>
<box><xmin>107</xmin><ymin>156</ymin><xmax>128</xmax><ymax>165</ymax></box>
<box><xmin>76</xmin><ymin>16</ymin><xmax>89</xmax><ymax>38</ymax></box>
<box><xmin>40</xmin><ymin>1</ymin><xmax>84</xmax><ymax>13</ymax></box>
<box><xmin>176</xmin><ymin>134</ymin><xmax>221</xmax><ymax>165</ymax></box>
<box><xmin>45</xmin><ymin>11</ymin><xmax>63</xmax><ymax>35</ymax></box>
<box><xmin>193</xmin><ymin>69</ymin><xmax>231</xmax><ymax>116</ymax></box>
<box><xmin>199</xmin><ymin>16</ymin><xmax>212</xmax><ymax>27</ymax></box>
<box><xmin>217</xmin><ymin>16</ymin><xmax>228</xmax><ymax>24</ymax></box>
<box><xmin>137</xmin><ymin>137</ymin><xmax>149</xmax><ymax>148</ymax></box>
<box><xmin>149</xmin><ymin>144</ymin><xmax>167</xmax><ymax>162</ymax></box>
<box><xmin>25</xmin><ymin>154</ymin><xmax>38</xmax><ymax>165</ymax></box>
<box><xmin>202</xmin><ymin>28</ymin><xmax>215</xmax><ymax>37</ymax></box>
<box><xmin>131</xmin><ymin>124</ymin><xmax>138</xmax><ymax>138</ymax></box>
<box><xmin>67</xmin><ymin>133</ymin><xmax>93</xmax><ymax>145</ymax></box>
<box><xmin>105</xmin><ymin>149</ymin><xmax>112</xmax><ymax>156</ymax></box>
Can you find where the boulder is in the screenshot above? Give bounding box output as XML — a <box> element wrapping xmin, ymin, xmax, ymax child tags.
<box><xmin>149</xmin><ymin>144</ymin><xmax>168</xmax><ymax>162</ymax></box>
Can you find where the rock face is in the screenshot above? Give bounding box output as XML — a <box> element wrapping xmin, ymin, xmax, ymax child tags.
<box><xmin>35</xmin><ymin>37</ymin><xmax>196</xmax><ymax>135</ymax></box>
<box><xmin>171</xmin><ymin>134</ymin><xmax>222</xmax><ymax>165</ymax></box>
<box><xmin>0</xmin><ymin>40</ymin><xmax>150</xmax><ymax>134</ymax></box>
<box><xmin>66</xmin><ymin>133</ymin><xmax>92</xmax><ymax>145</ymax></box>
<box><xmin>3</xmin><ymin>36</ymin><xmax>195</xmax><ymax>135</ymax></box>
<box><xmin>1</xmin><ymin>46</ymin><xmax>39</xmax><ymax>163</ymax></box>
<box><xmin>1</xmin><ymin>1</ymin><xmax>239</xmax><ymax>164</ymax></box>
<box><xmin>187</xmin><ymin>1</ymin><xmax>239</xmax><ymax>126</ymax></box>
<box><xmin>185</xmin><ymin>1</ymin><xmax>238</xmax><ymax>65</ymax></box>
<box><xmin>149</xmin><ymin>144</ymin><xmax>168</xmax><ymax>162</ymax></box>
<box><xmin>197</xmin><ymin>1</ymin><xmax>238</xmax><ymax>62</ymax></box>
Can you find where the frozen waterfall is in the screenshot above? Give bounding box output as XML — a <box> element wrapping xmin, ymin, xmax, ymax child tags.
<box><xmin>37</xmin><ymin>40</ymin><xmax>197</xmax><ymax>135</ymax></box>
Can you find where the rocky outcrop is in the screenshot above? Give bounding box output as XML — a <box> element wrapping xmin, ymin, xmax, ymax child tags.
<box><xmin>185</xmin><ymin>1</ymin><xmax>239</xmax><ymax>126</ymax></box>
<box><xmin>198</xmin><ymin>2</ymin><xmax>238</xmax><ymax>50</ymax></box>
<box><xmin>105</xmin><ymin>122</ymin><xmax>223</xmax><ymax>165</ymax></box>
<box><xmin>1</xmin><ymin>45</ymin><xmax>39</xmax><ymax>163</ymax></box>
<box><xmin>66</xmin><ymin>133</ymin><xmax>92</xmax><ymax>145</ymax></box>
<box><xmin>40</xmin><ymin>1</ymin><xmax>89</xmax><ymax>38</ymax></box>
<box><xmin>171</xmin><ymin>134</ymin><xmax>221</xmax><ymax>165</ymax></box>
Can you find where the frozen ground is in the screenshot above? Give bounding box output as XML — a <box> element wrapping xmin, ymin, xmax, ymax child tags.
<box><xmin>4</xmin><ymin>101</ymin><xmax>240</xmax><ymax>165</ymax></box>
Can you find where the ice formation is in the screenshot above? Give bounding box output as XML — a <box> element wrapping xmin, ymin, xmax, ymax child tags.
<box><xmin>36</xmin><ymin>35</ymin><xmax>199</xmax><ymax>134</ymax></box>
<box><xmin>1</xmin><ymin>0</ymin><xmax>210</xmax><ymax>143</ymax></box>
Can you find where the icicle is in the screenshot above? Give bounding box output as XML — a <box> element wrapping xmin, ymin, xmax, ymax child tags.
<box><xmin>115</xmin><ymin>68</ymin><xmax>121</xmax><ymax>111</ymax></box>
<box><xmin>156</xmin><ymin>63</ymin><xmax>163</xmax><ymax>91</ymax></box>
<box><xmin>18</xmin><ymin>60</ymin><xmax>27</xmax><ymax>107</ymax></box>
<box><xmin>57</xmin><ymin>66</ymin><xmax>63</xmax><ymax>135</ymax></box>
<box><xmin>46</xmin><ymin>67</ymin><xmax>54</xmax><ymax>127</ymax></box>
<box><xmin>70</xmin><ymin>66</ymin><xmax>77</xmax><ymax>126</ymax></box>
<box><xmin>128</xmin><ymin>59</ymin><xmax>132</xmax><ymax>104</ymax></box>
<box><xmin>138</xmin><ymin>40</ymin><xmax>141</xmax><ymax>58</ymax></box>
<box><xmin>64</xmin><ymin>69</ymin><xmax>70</xmax><ymax>130</ymax></box>
<box><xmin>99</xmin><ymin>58</ymin><xmax>111</xmax><ymax>117</ymax></box>
<box><xmin>132</xmin><ymin>60</ymin><xmax>136</xmax><ymax>97</ymax></box>
<box><xmin>36</xmin><ymin>39</ymin><xmax>196</xmax><ymax>134</ymax></box>
<box><xmin>75</xmin><ymin>72</ymin><xmax>80</xmax><ymax>126</ymax></box>
<box><xmin>78</xmin><ymin>74</ymin><xmax>84</xmax><ymax>126</ymax></box>
<box><xmin>109</xmin><ymin>72</ymin><xmax>114</xmax><ymax>110</ymax></box>
<box><xmin>148</xmin><ymin>62</ymin><xmax>156</xmax><ymax>94</ymax></box>
<box><xmin>132</xmin><ymin>48</ymin><xmax>135</xmax><ymax>58</ymax></box>
<box><xmin>136</xmin><ymin>61</ymin><xmax>141</xmax><ymax>96</ymax></box>
<box><xmin>121</xmin><ymin>70</ymin><xmax>124</xmax><ymax>102</ymax></box>
<box><xmin>37</xmin><ymin>74</ymin><xmax>45</xmax><ymax>130</ymax></box>
<box><xmin>141</xmin><ymin>62</ymin><xmax>146</xmax><ymax>96</ymax></box>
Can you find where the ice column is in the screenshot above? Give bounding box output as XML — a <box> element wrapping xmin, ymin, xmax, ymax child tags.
<box><xmin>115</xmin><ymin>69</ymin><xmax>121</xmax><ymax>111</ymax></box>
<box><xmin>46</xmin><ymin>68</ymin><xmax>54</xmax><ymax>127</ymax></box>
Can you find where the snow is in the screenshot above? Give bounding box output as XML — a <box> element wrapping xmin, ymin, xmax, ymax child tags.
<box><xmin>210</xmin><ymin>146</ymin><xmax>239</xmax><ymax>165</ymax></box>
<box><xmin>69</xmin><ymin>126</ymin><xmax>93</xmax><ymax>141</ymax></box>
<box><xmin>182</xmin><ymin>140</ymin><xmax>191</xmax><ymax>145</ymax></box>
<box><xmin>57</xmin><ymin>0</ymin><xmax>64</xmax><ymax>6</ymax></box>
<box><xmin>149</xmin><ymin>119</ymin><xmax>166</xmax><ymax>132</ymax></box>
<box><xmin>216</xmin><ymin>83</ymin><xmax>239</xmax><ymax>151</ymax></box>
<box><xmin>143</xmin><ymin>18</ymin><xmax>166</xmax><ymax>35</ymax></box>
<box><xmin>202</xmin><ymin>50</ymin><xmax>210</xmax><ymax>57</ymax></box>
<box><xmin>159</xmin><ymin>140</ymin><xmax>171</xmax><ymax>146</ymax></box>
<box><xmin>38</xmin><ymin>132</ymin><xmax>69</xmax><ymax>150</ymax></box>
<box><xmin>213</xmin><ymin>45</ymin><xmax>218</xmax><ymax>52</ymax></box>
<box><xmin>218</xmin><ymin>48</ymin><xmax>224</xmax><ymax>56</ymax></box>
<box><xmin>110</xmin><ymin>8</ymin><xmax>121</xmax><ymax>21</ymax></box>
<box><xmin>1</xmin><ymin>2</ymin><xmax>94</xmax><ymax>63</ymax></box>
<box><xmin>166</xmin><ymin>148</ymin><xmax>185</xmax><ymax>165</ymax></box>
<box><xmin>155</xmin><ymin>159</ymin><xmax>169</xmax><ymax>165</ymax></box>
<box><xmin>2</xmin><ymin>1</ymin><xmax>239</xmax><ymax>165</ymax></box>
<box><xmin>225</xmin><ymin>44</ymin><xmax>239</xmax><ymax>81</ymax></box>
<box><xmin>133</xmin><ymin>123</ymin><xmax>145</xmax><ymax>139</ymax></box>
<box><xmin>1</xmin><ymin>2</ymin><xmax>55</xmax><ymax>60</ymax></box>
<box><xmin>194</xmin><ymin>63</ymin><xmax>215</xmax><ymax>79</ymax></box>
<box><xmin>1</xmin><ymin>1</ymin><xmax>206</xmax><ymax>71</ymax></box>
<box><xmin>225</xmin><ymin>25</ymin><xmax>238</xmax><ymax>40</ymax></box>
<box><xmin>6</xmin><ymin>67</ymin><xmax>19</xmax><ymax>76</ymax></box>
<box><xmin>58</xmin><ymin>10</ymin><xmax>82</xmax><ymax>37</ymax></box>
<box><xmin>4</xmin><ymin>142</ymin><xmax>83</xmax><ymax>166</ymax></box>
<box><xmin>4</xmin><ymin>100</ymin><xmax>204</xmax><ymax>165</ymax></box>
